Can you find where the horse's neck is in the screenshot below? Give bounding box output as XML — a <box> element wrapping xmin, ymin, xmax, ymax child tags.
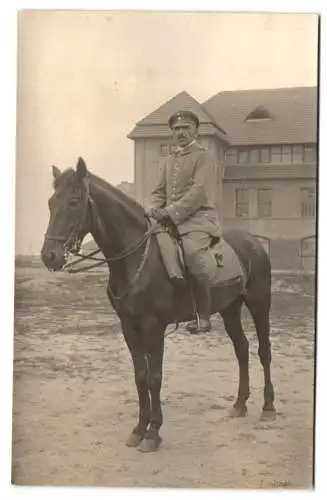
<box><xmin>88</xmin><ymin>180</ymin><xmax>146</xmax><ymax>266</ymax></box>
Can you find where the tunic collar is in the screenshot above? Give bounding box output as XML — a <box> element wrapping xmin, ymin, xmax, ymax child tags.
<box><xmin>172</xmin><ymin>140</ymin><xmax>203</xmax><ymax>157</ymax></box>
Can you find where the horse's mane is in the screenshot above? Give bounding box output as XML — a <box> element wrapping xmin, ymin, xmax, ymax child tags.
<box><xmin>52</xmin><ymin>168</ymin><xmax>146</xmax><ymax>228</ymax></box>
<box><xmin>88</xmin><ymin>172</ymin><xmax>146</xmax><ymax>227</ymax></box>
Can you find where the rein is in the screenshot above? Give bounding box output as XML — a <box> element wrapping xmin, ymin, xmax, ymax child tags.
<box><xmin>46</xmin><ymin>176</ymin><xmax>159</xmax><ymax>301</ymax></box>
<box><xmin>63</xmin><ymin>218</ymin><xmax>156</xmax><ymax>301</ymax></box>
<box><xmin>64</xmin><ymin>224</ymin><xmax>155</xmax><ymax>267</ymax></box>
<box><xmin>62</xmin><ymin>223</ymin><xmax>156</xmax><ymax>276</ymax></box>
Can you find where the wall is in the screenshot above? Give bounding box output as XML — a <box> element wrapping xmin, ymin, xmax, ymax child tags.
<box><xmin>134</xmin><ymin>138</ymin><xmax>165</xmax><ymax>205</ymax></box>
<box><xmin>134</xmin><ymin>139</ymin><xmax>145</xmax><ymax>203</ymax></box>
<box><xmin>223</xmin><ymin>178</ymin><xmax>316</xmax><ymax>270</ymax></box>
<box><xmin>223</xmin><ymin>178</ymin><xmax>316</xmax><ymax>239</ymax></box>
<box><xmin>133</xmin><ymin>137</ymin><xmax>317</xmax><ymax>270</ymax></box>
<box><xmin>208</xmin><ymin>137</ymin><xmax>227</xmax><ymax>219</ymax></box>
<box><xmin>133</xmin><ymin>135</ymin><xmax>220</xmax><ymax>206</ymax></box>
<box><xmin>143</xmin><ymin>138</ymin><xmax>164</xmax><ymax>206</ymax></box>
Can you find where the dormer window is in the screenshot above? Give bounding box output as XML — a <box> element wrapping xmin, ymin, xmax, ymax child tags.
<box><xmin>245</xmin><ymin>106</ymin><xmax>273</xmax><ymax>122</ymax></box>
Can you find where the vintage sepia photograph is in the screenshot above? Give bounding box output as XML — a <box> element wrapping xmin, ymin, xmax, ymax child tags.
<box><xmin>12</xmin><ymin>10</ymin><xmax>318</xmax><ymax>489</ymax></box>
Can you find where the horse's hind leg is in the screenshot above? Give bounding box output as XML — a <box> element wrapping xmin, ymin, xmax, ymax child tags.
<box><xmin>246</xmin><ymin>295</ymin><xmax>276</xmax><ymax>420</ymax></box>
<box><xmin>221</xmin><ymin>297</ymin><xmax>249</xmax><ymax>417</ymax></box>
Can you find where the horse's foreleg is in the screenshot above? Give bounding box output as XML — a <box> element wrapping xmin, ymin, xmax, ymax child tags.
<box><xmin>138</xmin><ymin>320</ymin><xmax>165</xmax><ymax>453</ymax></box>
<box><xmin>121</xmin><ymin>321</ymin><xmax>150</xmax><ymax>447</ymax></box>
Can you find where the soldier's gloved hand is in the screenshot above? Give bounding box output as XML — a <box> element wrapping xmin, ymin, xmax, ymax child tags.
<box><xmin>151</xmin><ymin>208</ymin><xmax>171</xmax><ymax>224</ymax></box>
<box><xmin>145</xmin><ymin>207</ymin><xmax>162</xmax><ymax>220</ymax></box>
<box><xmin>145</xmin><ymin>207</ymin><xmax>155</xmax><ymax>219</ymax></box>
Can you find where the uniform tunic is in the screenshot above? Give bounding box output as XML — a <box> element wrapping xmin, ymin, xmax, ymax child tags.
<box><xmin>149</xmin><ymin>141</ymin><xmax>222</xmax><ymax>279</ymax></box>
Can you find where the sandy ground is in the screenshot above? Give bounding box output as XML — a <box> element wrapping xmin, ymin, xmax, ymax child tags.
<box><xmin>12</xmin><ymin>266</ymin><xmax>315</xmax><ymax>488</ymax></box>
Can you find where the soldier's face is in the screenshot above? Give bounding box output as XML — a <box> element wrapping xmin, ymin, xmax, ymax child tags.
<box><xmin>172</xmin><ymin>123</ymin><xmax>198</xmax><ymax>147</ymax></box>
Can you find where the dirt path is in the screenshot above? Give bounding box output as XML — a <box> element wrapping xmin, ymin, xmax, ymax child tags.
<box><xmin>12</xmin><ymin>267</ymin><xmax>315</xmax><ymax>488</ymax></box>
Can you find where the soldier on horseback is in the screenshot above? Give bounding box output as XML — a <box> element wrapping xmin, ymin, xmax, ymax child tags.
<box><xmin>145</xmin><ymin>110</ymin><xmax>222</xmax><ymax>333</ymax></box>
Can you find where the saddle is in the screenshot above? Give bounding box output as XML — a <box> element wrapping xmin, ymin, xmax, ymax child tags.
<box><xmin>152</xmin><ymin>224</ymin><xmax>245</xmax><ymax>289</ymax></box>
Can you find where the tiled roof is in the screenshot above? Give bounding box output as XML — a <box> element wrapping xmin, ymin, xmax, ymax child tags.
<box><xmin>203</xmin><ymin>86</ymin><xmax>317</xmax><ymax>145</ymax></box>
<box><xmin>128</xmin><ymin>91</ymin><xmax>227</xmax><ymax>141</ymax></box>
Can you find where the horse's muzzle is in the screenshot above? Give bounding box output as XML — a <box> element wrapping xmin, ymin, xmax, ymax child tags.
<box><xmin>41</xmin><ymin>245</ymin><xmax>66</xmax><ymax>272</ymax></box>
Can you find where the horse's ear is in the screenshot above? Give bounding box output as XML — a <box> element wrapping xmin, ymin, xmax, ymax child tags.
<box><xmin>76</xmin><ymin>157</ymin><xmax>87</xmax><ymax>181</ymax></box>
<box><xmin>52</xmin><ymin>165</ymin><xmax>61</xmax><ymax>179</ymax></box>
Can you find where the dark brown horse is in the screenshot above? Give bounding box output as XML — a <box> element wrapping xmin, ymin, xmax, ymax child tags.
<box><xmin>41</xmin><ymin>157</ymin><xmax>276</xmax><ymax>453</ymax></box>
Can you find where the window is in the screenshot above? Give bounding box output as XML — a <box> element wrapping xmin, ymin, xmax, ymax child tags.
<box><xmin>303</xmin><ymin>145</ymin><xmax>317</xmax><ymax>163</ymax></box>
<box><xmin>282</xmin><ymin>145</ymin><xmax>292</xmax><ymax>163</ymax></box>
<box><xmin>292</xmin><ymin>145</ymin><xmax>304</xmax><ymax>163</ymax></box>
<box><xmin>159</xmin><ymin>144</ymin><xmax>169</xmax><ymax>156</ymax></box>
<box><xmin>260</xmin><ymin>148</ymin><xmax>271</xmax><ymax>163</ymax></box>
<box><xmin>239</xmin><ymin>149</ymin><xmax>249</xmax><ymax>164</ymax></box>
<box><xmin>257</xmin><ymin>188</ymin><xmax>272</xmax><ymax>218</ymax></box>
<box><xmin>300</xmin><ymin>236</ymin><xmax>316</xmax><ymax>270</ymax></box>
<box><xmin>249</xmin><ymin>148</ymin><xmax>260</xmax><ymax>163</ymax></box>
<box><xmin>235</xmin><ymin>188</ymin><xmax>249</xmax><ymax>218</ymax></box>
<box><xmin>300</xmin><ymin>236</ymin><xmax>316</xmax><ymax>257</ymax></box>
<box><xmin>159</xmin><ymin>143</ymin><xmax>175</xmax><ymax>156</ymax></box>
<box><xmin>267</xmin><ymin>144</ymin><xmax>313</xmax><ymax>164</ymax></box>
<box><xmin>225</xmin><ymin>148</ymin><xmax>238</xmax><ymax>164</ymax></box>
<box><xmin>245</xmin><ymin>106</ymin><xmax>273</xmax><ymax>121</ymax></box>
<box><xmin>301</xmin><ymin>187</ymin><xmax>316</xmax><ymax>217</ymax></box>
<box><xmin>271</xmin><ymin>146</ymin><xmax>282</xmax><ymax>163</ymax></box>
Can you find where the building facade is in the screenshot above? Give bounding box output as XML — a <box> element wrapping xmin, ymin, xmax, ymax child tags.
<box><xmin>128</xmin><ymin>87</ymin><xmax>317</xmax><ymax>271</ymax></box>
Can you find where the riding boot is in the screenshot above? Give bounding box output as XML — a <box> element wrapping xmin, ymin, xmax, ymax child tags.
<box><xmin>187</xmin><ymin>276</ymin><xmax>212</xmax><ymax>333</ymax></box>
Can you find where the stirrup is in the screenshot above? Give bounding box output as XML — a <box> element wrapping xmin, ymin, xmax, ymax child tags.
<box><xmin>187</xmin><ymin>318</ymin><xmax>212</xmax><ymax>333</ymax></box>
<box><xmin>186</xmin><ymin>320</ymin><xmax>198</xmax><ymax>331</ymax></box>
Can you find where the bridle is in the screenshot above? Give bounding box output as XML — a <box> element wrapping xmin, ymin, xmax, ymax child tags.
<box><xmin>45</xmin><ymin>177</ymin><xmax>92</xmax><ymax>256</ymax></box>
<box><xmin>44</xmin><ymin>176</ymin><xmax>155</xmax><ymax>301</ymax></box>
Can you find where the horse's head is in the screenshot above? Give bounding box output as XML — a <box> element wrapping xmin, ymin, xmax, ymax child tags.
<box><xmin>41</xmin><ymin>157</ymin><xmax>90</xmax><ymax>271</ymax></box>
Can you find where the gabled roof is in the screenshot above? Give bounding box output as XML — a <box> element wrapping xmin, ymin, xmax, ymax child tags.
<box><xmin>128</xmin><ymin>91</ymin><xmax>227</xmax><ymax>140</ymax></box>
<box><xmin>203</xmin><ymin>86</ymin><xmax>317</xmax><ymax>145</ymax></box>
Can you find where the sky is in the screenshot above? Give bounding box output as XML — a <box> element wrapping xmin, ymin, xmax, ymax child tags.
<box><xmin>15</xmin><ymin>10</ymin><xmax>318</xmax><ymax>254</ymax></box>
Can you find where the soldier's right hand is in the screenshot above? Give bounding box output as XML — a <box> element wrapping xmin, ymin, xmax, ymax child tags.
<box><xmin>145</xmin><ymin>207</ymin><xmax>155</xmax><ymax>218</ymax></box>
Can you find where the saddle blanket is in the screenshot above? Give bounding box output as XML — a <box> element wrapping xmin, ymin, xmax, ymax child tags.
<box><xmin>154</xmin><ymin>230</ymin><xmax>246</xmax><ymax>288</ymax></box>
<box><xmin>201</xmin><ymin>239</ymin><xmax>245</xmax><ymax>287</ymax></box>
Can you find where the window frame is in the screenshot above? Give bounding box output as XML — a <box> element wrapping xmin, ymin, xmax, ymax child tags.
<box><xmin>256</xmin><ymin>188</ymin><xmax>273</xmax><ymax>218</ymax></box>
<box><xmin>235</xmin><ymin>187</ymin><xmax>250</xmax><ymax>218</ymax></box>
<box><xmin>225</xmin><ymin>148</ymin><xmax>238</xmax><ymax>165</ymax></box>
<box><xmin>300</xmin><ymin>236</ymin><xmax>316</xmax><ymax>257</ymax></box>
<box><xmin>300</xmin><ymin>187</ymin><xmax>316</xmax><ymax>218</ymax></box>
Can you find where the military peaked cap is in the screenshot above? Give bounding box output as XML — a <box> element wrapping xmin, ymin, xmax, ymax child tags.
<box><xmin>168</xmin><ymin>110</ymin><xmax>200</xmax><ymax>129</ymax></box>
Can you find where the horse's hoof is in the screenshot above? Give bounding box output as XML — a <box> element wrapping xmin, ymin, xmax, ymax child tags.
<box><xmin>260</xmin><ymin>409</ymin><xmax>277</xmax><ymax>422</ymax></box>
<box><xmin>137</xmin><ymin>437</ymin><xmax>162</xmax><ymax>453</ymax></box>
<box><xmin>228</xmin><ymin>406</ymin><xmax>247</xmax><ymax>418</ymax></box>
<box><xmin>126</xmin><ymin>432</ymin><xmax>143</xmax><ymax>447</ymax></box>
